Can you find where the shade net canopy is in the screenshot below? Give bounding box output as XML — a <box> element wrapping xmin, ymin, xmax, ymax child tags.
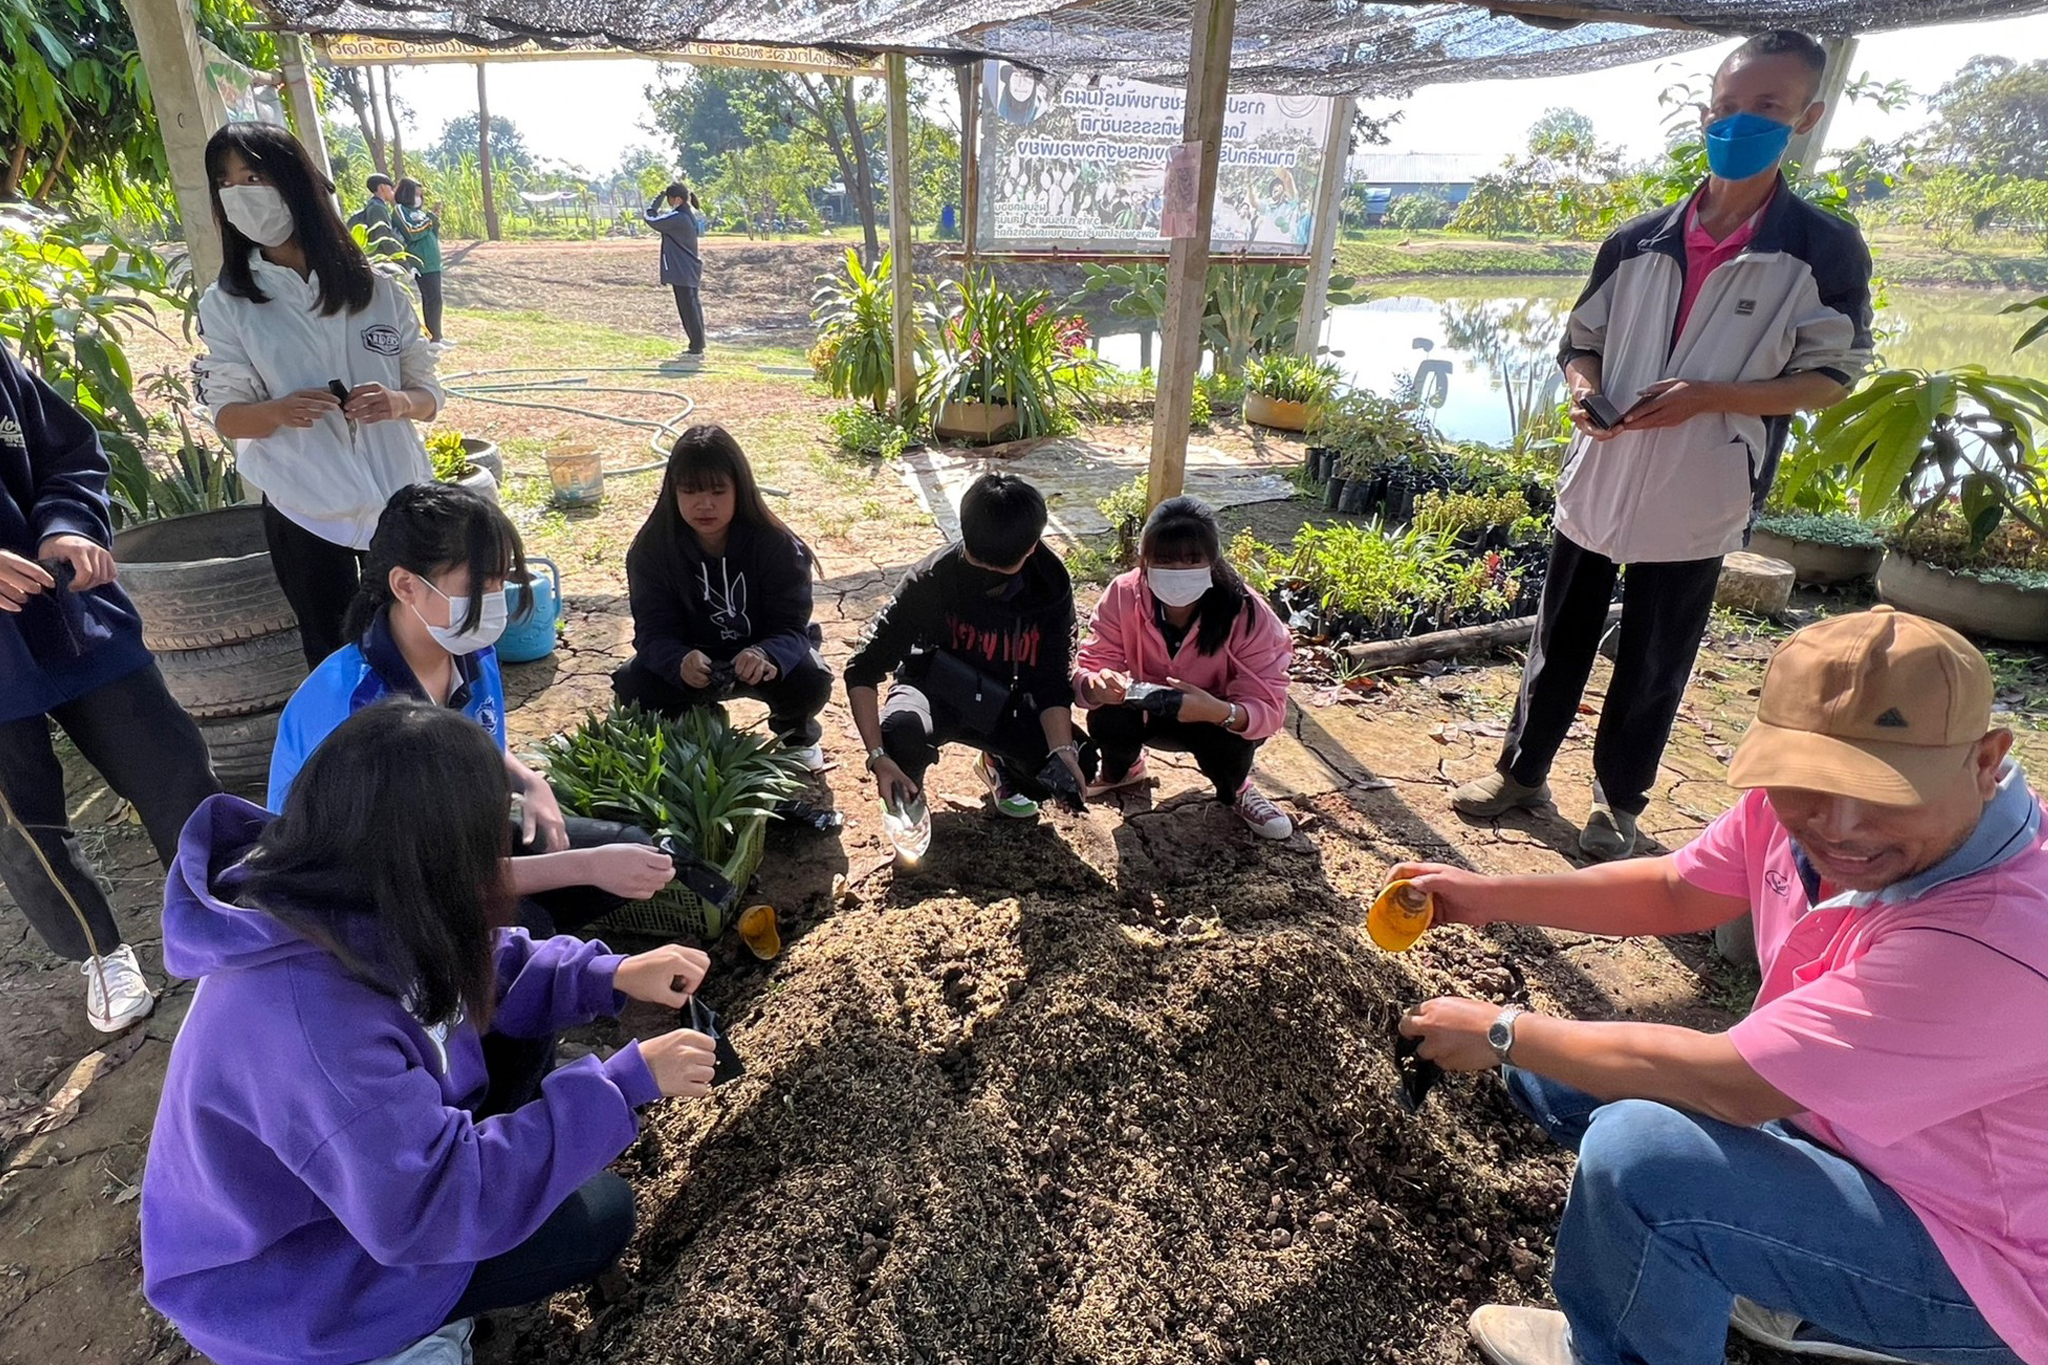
<box><xmin>261</xmin><ymin>0</ymin><xmax>2048</xmax><ymax>93</ymax></box>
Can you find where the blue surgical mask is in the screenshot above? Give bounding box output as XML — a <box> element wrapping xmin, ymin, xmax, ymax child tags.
<box><xmin>1704</xmin><ymin>111</ymin><xmax>1794</xmax><ymax>181</ymax></box>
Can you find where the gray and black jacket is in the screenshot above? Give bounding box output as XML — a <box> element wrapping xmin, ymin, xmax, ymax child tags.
<box><xmin>1554</xmin><ymin>177</ymin><xmax>1874</xmax><ymax>564</ymax></box>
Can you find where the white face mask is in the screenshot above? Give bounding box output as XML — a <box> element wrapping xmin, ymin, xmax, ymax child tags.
<box><xmin>218</xmin><ymin>184</ymin><xmax>296</xmax><ymax>248</ymax></box>
<box><xmin>1147</xmin><ymin>565</ymin><xmax>1214</xmax><ymax>608</ymax></box>
<box><xmin>411</xmin><ymin>577</ymin><xmax>509</xmax><ymax>655</ymax></box>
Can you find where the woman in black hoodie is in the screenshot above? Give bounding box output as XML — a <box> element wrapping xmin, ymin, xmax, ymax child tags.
<box><xmin>613</xmin><ymin>426</ymin><xmax>829</xmax><ymax>768</ymax></box>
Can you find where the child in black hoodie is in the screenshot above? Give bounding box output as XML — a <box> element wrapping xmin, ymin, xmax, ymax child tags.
<box><xmin>845</xmin><ymin>472</ymin><xmax>1084</xmax><ymax>844</ymax></box>
<box><xmin>613</xmin><ymin>426</ymin><xmax>830</xmax><ymax>766</ymax></box>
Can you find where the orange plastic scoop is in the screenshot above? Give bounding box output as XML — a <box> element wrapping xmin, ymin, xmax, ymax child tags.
<box><xmin>1367</xmin><ymin>879</ymin><xmax>1434</xmax><ymax>952</ymax></box>
<box><xmin>737</xmin><ymin>903</ymin><xmax>782</xmax><ymax>960</ymax></box>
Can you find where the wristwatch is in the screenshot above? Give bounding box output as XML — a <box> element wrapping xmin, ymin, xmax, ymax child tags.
<box><xmin>1487</xmin><ymin>1005</ymin><xmax>1528</xmax><ymax>1065</ymax></box>
<box><xmin>864</xmin><ymin>746</ymin><xmax>887</xmax><ymax>772</ymax></box>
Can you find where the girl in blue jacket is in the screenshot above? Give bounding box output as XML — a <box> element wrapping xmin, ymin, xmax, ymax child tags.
<box><xmin>144</xmin><ymin>701</ymin><xmax>718</xmax><ymax>1365</ymax></box>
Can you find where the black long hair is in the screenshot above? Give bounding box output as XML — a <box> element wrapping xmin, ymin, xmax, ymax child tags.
<box><xmin>205</xmin><ymin>121</ymin><xmax>375</xmax><ymax>317</ymax></box>
<box><xmin>343</xmin><ymin>483</ymin><xmax>530</xmax><ymax>641</ymax></box>
<box><xmin>234</xmin><ymin>700</ymin><xmax>511</xmax><ymax>1027</ymax></box>
<box><xmin>639</xmin><ymin>424</ymin><xmax>813</xmax><ymax>571</ymax></box>
<box><xmin>395</xmin><ymin>177</ymin><xmax>424</xmax><ymax>210</ymax></box>
<box><xmin>1141</xmin><ymin>496</ymin><xmax>1251</xmax><ymax>656</ymax></box>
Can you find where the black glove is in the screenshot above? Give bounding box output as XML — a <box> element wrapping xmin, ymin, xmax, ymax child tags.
<box><xmin>1122</xmin><ymin>681</ymin><xmax>1185</xmax><ymax>719</ymax></box>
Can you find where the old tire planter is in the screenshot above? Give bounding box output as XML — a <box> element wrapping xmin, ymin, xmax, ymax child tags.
<box><xmin>155</xmin><ymin>628</ymin><xmax>309</xmax><ymax>718</ymax></box>
<box><xmin>462</xmin><ymin>437</ymin><xmax>502</xmax><ymax>484</ymax></box>
<box><xmin>1876</xmin><ymin>552</ymin><xmax>2048</xmax><ymax>643</ymax></box>
<box><xmin>195</xmin><ymin>708</ymin><xmax>283</xmax><ymax>794</ymax></box>
<box><xmin>455</xmin><ymin>463</ymin><xmax>500</xmax><ymax>504</ymax></box>
<box><xmin>1749</xmin><ymin>528</ymin><xmax>1883</xmax><ymax>587</ymax></box>
<box><xmin>112</xmin><ymin>505</ymin><xmax>297</xmax><ymax>651</ymax></box>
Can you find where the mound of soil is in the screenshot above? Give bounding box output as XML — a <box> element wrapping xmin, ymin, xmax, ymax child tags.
<box><xmin>494</xmin><ymin>796</ymin><xmax>1572</xmax><ymax>1365</ymax></box>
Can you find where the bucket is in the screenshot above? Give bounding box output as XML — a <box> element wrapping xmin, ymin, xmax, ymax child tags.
<box><xmin>498</xmin><ymin>557</ymin><xmax>562</xmax><ymax>663</ymax></box>
<box><xmin>546</xmin><ymin>444</ymin><xmax>605</xmax><ymax>507</ymax></box>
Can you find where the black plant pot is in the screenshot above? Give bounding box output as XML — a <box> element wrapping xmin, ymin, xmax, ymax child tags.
<box><xmin>1361</xmin><ymin>472</ymin><xmax>1388</xmax><ymax>520</ymax></box>
<box><xmin>1339</xmin><ymin>480</ymin><xmax>1372</xmax><ymax>515</ymax></box>
<box><xmin>1324</xmin><ymin>477</ymin><xmax>1349</xmax><ymax>511</ymax></box>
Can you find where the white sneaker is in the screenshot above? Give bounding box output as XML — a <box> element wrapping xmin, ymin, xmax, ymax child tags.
<box><xmin>1468</xmin><ymin>1305</ymin><xmax>1577</xmax><ymax>1365</ymax></box>
<box><xmin>1730</xmin><ymin>1298</ymin><xmax>1911</xmax><ymax>1363</ymax></box>
<box><xmin>1232</xmin><ymin>782</ymin><xmax>1293</xmax><ymax>840</ymax></box>
<box><xmin>792</xmin><ymin>742</ymin><xmax>828</xmax><ymax>772</ymax></box>
<box><xmin>83</xmin><ymin>945</ymin><xmax>154</xmax><ymax>1033</ymax></box>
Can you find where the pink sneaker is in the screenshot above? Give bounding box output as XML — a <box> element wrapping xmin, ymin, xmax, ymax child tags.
<box><xmin>1232</xmin><ymin>782</ymin><xmax>1293</xmax><ymax>840</ymax></box>
<box><xmin>1086</xmin><ymin>753</ymin><xmax>1149</xmax><ymax>799</ymax></box>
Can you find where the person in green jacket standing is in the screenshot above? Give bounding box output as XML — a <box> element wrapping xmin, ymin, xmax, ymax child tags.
<box><xmin>394</xmin><ymin>178</ymin><xmax>447</xmax><ymax>345</ymax></box>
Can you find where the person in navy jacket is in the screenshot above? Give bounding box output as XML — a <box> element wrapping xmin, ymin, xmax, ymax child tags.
<box><xmin>0</xmin><ymin>345</ymin><xmax>219</xmax><ymax>1032</ymax></box>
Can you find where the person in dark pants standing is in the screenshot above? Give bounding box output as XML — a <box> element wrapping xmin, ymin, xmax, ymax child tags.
<box><xmin>645</xmin><ymin>181</ymin><xmax>704</xmax><ymax>355</ymax></box>
<box><xmin>196</xmin><ymin>122</ymin><xmax>440</xmax><ymax>669</ymax></box>
<box><xmin>394</xmin><ymin>176</ymin><xmax>446</xmax><ymax>344</ymax></box>
<box><xmin>612</xmin><ymin>425</ymin><xmax>832</xmax><ymax>769</ymax></box>
<box><xmin>1452</xmin><ymin>29</ymin><xmax>1873</xmax><ymax>861</ymax></box>
<box><xmin>0</xmin><ymin>345</ymin><xmax>221</xmax><ymax>1033</ymax></box>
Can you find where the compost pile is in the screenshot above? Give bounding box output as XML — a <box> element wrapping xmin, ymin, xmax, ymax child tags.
<box><xmin>495</xmin><ymin>817</ymin><xmax>1574</xmax><ymax>1365</ymax></box>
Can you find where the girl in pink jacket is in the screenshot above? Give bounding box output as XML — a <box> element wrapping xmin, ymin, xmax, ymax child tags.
<box><xmin>1074</xmin><ymin>497</ymin><xmax>1296</xmax><ymax>839</ymax></box>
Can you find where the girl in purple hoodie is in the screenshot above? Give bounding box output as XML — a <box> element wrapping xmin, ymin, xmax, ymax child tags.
<box><xmin>142</xmin><ymin>701</ymin><xmax>718</xmax><ymax>1365</ymax></box>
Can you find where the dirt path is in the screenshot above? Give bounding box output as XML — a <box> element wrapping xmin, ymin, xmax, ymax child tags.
<box><xmin>7</xmin><ymin>239</ymin><xmax>2043</xmax><ymax>1365</ymax></box>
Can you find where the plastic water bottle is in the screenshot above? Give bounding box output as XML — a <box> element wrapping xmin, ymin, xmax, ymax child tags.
<box><xmin>881</xmin><ymin>792</ymin><xmax>931</xmax><ymax>864</ymax></box>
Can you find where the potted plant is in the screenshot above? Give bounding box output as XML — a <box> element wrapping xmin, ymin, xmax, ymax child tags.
<box><xmin>1243</xmin><ymin>353</ymin><xmax>1341</xmax><ymax>432</ymax></box>
<box><xmin>1750</xmin><ymin>510</ymin><xmax>1886</xmax><ymax>586</ymax></box>
<box><xmin>1876</xmin><ymin>508</ymin><xmax>2048</xmax><ymax>643</ymax></box>
<box><xmin>542</xmin><ymin>704</ymin><xmax>809</xmax><ymax>939</ymax></box>
<box><xmin>924</xmin><ymin>269</ymin><xmax>1100</xmax><ymax>444</ymax></box>
<box><xmin>1779</xmin><ymin>363</ymin><xmax>2048</xmax><ymax>639</ymax></box>
<box><xmin>427</xmin><ymin>428</ymin><xmax>499</xmax><ymax>502</ymax></box>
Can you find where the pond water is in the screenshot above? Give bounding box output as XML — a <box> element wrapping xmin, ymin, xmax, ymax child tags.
<box><xmin>1093</xmin><ymin>277</ymin><xmax>2048</xmax><ymax>446</ymax></box>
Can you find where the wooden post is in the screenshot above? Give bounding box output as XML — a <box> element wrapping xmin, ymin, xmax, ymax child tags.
<box><xmin>1295</xmin><ymin>95</ymin><xmax>1354</xmax><ymax>358</ymax></box>
<box><xmin>1146</xmin><ymin>0</ymin><xmax>1238</xmax><ymax>510</ymax></box>
<box><xmin>885</xmin><ymin>54</ymin><xmax>917</xmax><ymax>421</ymax></box>
<box><xmin>958</xmin><ymin>61</ymin><xmax>981</xmax><ymax>275</ymax></box>
<box><xmin>276</xmin><ymin>33</ymin><xmax>332</xmax><ymax>187</ymax></box>
<box><xmin>1784</xmin><ymin>35</ymin><xmax>1858</xmax><ymax>174</ymax></box>
<box><xmin>121</xmin><ymin>0</ymin><xmax>224</xmax><ymax>288</ymax></box>
<box><xmin>476</xmin><ymin>63</ymin><xmax>501</xmax><ymax>241</ymax></box>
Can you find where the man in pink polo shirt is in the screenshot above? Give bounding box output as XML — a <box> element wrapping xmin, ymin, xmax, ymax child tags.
<box><xmin>1398</xmin><ymin>606</ymin><xmax>2042</xmax><ymax>1365</ymax></box>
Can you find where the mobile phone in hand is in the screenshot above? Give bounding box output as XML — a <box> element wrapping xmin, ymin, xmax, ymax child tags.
<box><xmin>1579</xmin><ymin>393</ymin><xmax>1625</xmax><ymax>431</ymax></box>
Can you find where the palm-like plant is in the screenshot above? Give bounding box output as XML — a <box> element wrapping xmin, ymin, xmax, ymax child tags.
<box><xmin>923</xmin><ymin>268</ymin><xmax>1100</xmax><ymax>441</ymax></box>
<box><xmin>810</xmin><ymin>248</ymin><xmax>921</xmax><ymax>413</ymax></box>
<box><xmin>1780</xmin><ymin>366</ymin><xmax>2048</xmax><ymax>546</ymax></box>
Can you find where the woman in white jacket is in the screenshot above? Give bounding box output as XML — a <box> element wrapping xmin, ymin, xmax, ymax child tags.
<box><xmin>197</xmin><ymin>122</ymin><xmax>442</xmax><ymax>669</ymax></box>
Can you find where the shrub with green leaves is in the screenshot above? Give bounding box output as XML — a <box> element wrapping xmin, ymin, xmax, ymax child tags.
<box><xmin>1753</xmin><ymin>510</ymin><xmax>1886</xmax><ymax>550</ymax></box>
<box><xmin>1413</xmin><ymin>489</ymin><xmax>1531</xmax><ymax>537</ymax></box>
<box><xmin>827</xmin><ymin>404</ymin><xmax>913</xmax><ymax>459</ymax></box>
<box><xmin>425</xmin><ymin>429</ymin><xmax>471</xmax><ymax>482</ymax></box>
<box><xmin>1309</xmin><ymin>388</ymin><xmax>1437</xmax><ymax>475</ymax></box>
<box><xmin>542</xmin><ymin>704</ymin><xmax>807</xmax><ymax>864</ymax></box>
<box><xmin>811</xmin><ymin>248</ymin><xmax>923</xmax><ymax>413</ymax></box>
<box><xmin>1243</xmin><ymin>353</ymin><xmax>1342</xmax><ymax>406</ymax></box>
<box><xmin>1888</xmin><ymin>506</ymin><xmax>2048</xmax><ymax>590</ymax></box>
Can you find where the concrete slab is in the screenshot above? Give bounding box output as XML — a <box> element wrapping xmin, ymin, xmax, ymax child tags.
<box><xmin>899</xmin><ymin>434</ymin><xmax>1295</xmax><ymax>543</ymax></box>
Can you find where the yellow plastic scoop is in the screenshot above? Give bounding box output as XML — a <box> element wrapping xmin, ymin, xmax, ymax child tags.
<box><xmin>1367</xmin><ymin>879</ymin><xmax>1434</xmax><ymax>952</ymax></box>
<box><xmin>737</xmin><ymin>903</ymin><xmax>782</xmax><ymax>960</ymax></box>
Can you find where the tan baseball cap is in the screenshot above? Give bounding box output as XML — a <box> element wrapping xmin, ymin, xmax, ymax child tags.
<box><xmin>1728</xmin><ymin>606</ymin><xmax>1995</xmax><ymax>806</ymax></box>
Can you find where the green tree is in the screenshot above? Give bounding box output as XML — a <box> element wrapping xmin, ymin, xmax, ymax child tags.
<box><xmin>1527</xmin><ymin>108</ymin><xmax>1597</xmax><ymax>159</ymax></box>
<box><xmin>1923</xmin><ymin>56</ymin><xmax>2048</xmax><ymax>180</ymax></box>
<box><xmin>1</xmin><ymin>0</ymin><xmax>271</xmax><ymax>208</ymax></box>
<box><xmin>431</xmin><ymin>113</ymin><xmax>531</xmax><ymax>171</ymax></box>
<box><xmin>614</xmin><ymin>143</ymin><xmax>673</xmax><ymax>201</ymax></box>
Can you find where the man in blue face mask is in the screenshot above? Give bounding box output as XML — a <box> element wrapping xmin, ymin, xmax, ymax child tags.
<box><xmin>1453</xmin><ymin>28</ymin><xmax>1873</xmax><ymax>863</ymax></box>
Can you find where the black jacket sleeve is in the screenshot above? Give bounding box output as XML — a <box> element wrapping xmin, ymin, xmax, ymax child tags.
<box><xmin>844</xmin><ymin>564</ymin><xmax>934</xmax><ymax>690</ymax></box>
<box><xmin>1018</xmin><ymin>558</ymin><xmax>1076</xmax><ymax>708</ymax></box>
<box><xmin>748</xmin><ymin>534</ymin><xmax>817</xmax><ymax>676</ymax></box>
<box><xmin>3</xmin><ymin>351</ymin><xmax>115</xmax><ymax>551</ymax></box>
<box><xmin>625</xmin><ymin>542</ymin><xmax>697</xmax><ymax>685</ymax></box>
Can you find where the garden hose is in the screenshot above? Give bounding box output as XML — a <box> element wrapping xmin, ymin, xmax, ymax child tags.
<box><xmin>439</xmin><ymin>366</ymin><xmax>695</xmax><ymax>474</ymax></box>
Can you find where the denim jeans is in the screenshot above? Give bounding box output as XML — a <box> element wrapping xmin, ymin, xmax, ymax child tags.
<box><xmin>1503</xmin><ymin>1068</ymin><xmax>2022</xmax><ymax>1365</ymax></box>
